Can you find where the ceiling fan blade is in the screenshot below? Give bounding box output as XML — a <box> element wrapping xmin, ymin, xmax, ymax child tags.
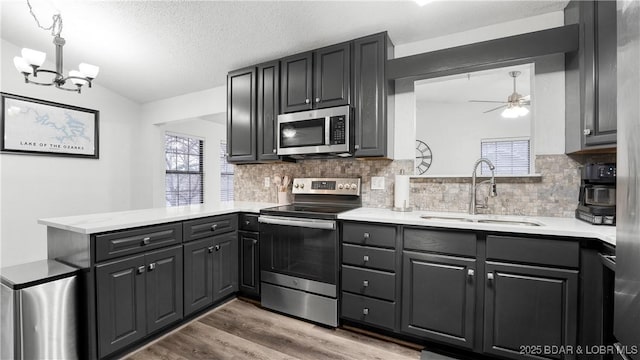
<box><xmin>521</xmin><ymin>100</ymin><xmax>531</xmax><ymax>105</ymax></box>
<box><xmin>469</xmin><ymin>100</ymin><xmax>508</xmax><ymax>104</ymax></box>
<box><xmin>483</xmin><ymin>104</ymin><xmax>507</xmax><ymax>113</ymax></box>
<box><xmin>521</xmin><ymin>94</ymin><xmax>531</xmax><ymax>100</ymax></box>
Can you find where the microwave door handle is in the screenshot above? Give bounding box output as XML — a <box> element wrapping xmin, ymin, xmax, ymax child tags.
<box><xmin>325</xmin><ymin>116</ymin><xmax>331</xmax><ymax>146</ymax></box>
<box><xmin>258</xmin><ymin>215</ymin><xmax>336</xmax><ymax>230</ymax></box>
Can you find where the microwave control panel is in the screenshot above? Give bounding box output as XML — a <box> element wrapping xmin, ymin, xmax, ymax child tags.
<box><xmin>329</xmin><ymin>116</ymin><xmax>346</xmax><ymax>145</ymax></box>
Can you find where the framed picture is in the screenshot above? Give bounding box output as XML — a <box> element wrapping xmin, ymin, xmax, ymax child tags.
<box><xmin>1</xmin><ymin>92</ymin><xmax>99</xmax><ymax>158</ymax></box>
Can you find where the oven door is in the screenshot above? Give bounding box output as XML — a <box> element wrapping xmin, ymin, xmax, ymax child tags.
<box><xmin>258</xmin><ymin>215</ymin><xmax>338</xmax><ymax>286</ymax></box>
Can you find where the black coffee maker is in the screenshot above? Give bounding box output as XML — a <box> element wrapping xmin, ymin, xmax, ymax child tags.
<box><xmin>576</xmin><ymin>163</ymin><xmax>616</xmax><ymax>225</ymax></box>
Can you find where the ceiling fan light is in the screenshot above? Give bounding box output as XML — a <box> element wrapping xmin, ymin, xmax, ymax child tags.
<box><xmin>501</xmin><ymin>106</ymin><xmax>519</xmax><ymax>119</ymax></box>
<box><xmin>21</xmin><ymin>48</ymin><xmax>46</xmax><ymax>67</ymax></box>
<box><xmin>79</xmin><ymin>63</ymin><xmax>99</xmax><ymax>79</ymax></box>
<box><xmin>68</xmin><ymin>70</ymin><xmax>89</xmax><ymax>86</ymax></box>
<box><xmin>13</xmin><ymin>56</ymin><xmax>33</xmax><ymax>74</ymax></box>
<box><xmin>516</xmin><ymin>106</ymin><xmax>529</xmax><ymax>117</ymax></box>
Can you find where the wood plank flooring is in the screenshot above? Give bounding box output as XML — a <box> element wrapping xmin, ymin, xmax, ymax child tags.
<box><xmin>126</xmin><ymin>299</ymin><xmax>423</xmax><ymax>360</ymax></box>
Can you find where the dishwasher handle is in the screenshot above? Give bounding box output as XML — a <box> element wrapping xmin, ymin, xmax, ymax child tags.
<box><xmin>258</xmin><ymin>215</ymin><xmax>336</xmax><ymax>230</ymax></box>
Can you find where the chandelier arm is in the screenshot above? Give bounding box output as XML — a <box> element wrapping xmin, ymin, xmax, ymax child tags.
<box><xmin>24</xmin><ymin>78</ymin><xmax>55</xmax><ymax>86</ymax></box>
<box><xmin>54</xmin><ymin>83</ymin><xmax>81</xmax><ymax>93</ymax></box>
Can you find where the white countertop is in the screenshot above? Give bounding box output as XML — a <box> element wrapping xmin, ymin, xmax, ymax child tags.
<box><xmin>38</xmin><ymin>201</ymin><xmax>278</xmax><ymax>235</ymax></box>
<box><xmin>338</xmin><ymin>208</ymin><xmax>616</xmax><ymax>246</ymax></box>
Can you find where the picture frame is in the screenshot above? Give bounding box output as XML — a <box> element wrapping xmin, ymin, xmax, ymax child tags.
<box><xmin>0</xmin><ymin>92</ymin><xmax>99</xmax><ymax>159</ymax></box>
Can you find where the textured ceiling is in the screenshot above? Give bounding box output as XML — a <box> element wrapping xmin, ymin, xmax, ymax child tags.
<box><xmin>1</xmin><ymin>0</ymin><xmax>567</xmax><ymax>104</ymax></box>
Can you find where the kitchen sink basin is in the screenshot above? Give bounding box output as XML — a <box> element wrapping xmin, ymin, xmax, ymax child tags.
<box><xmin>419</xmin><ymin>215</ymin><xmax>544</xmax><ymax>227</ymax></box>
<box><xmin>476</xmin><ymin>219</ymin><xmax>542</xmax><ymax>226</ymax></box>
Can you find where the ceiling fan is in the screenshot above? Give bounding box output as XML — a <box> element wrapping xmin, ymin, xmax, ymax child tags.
<box><xmin>469</xmin><ymin>71</ymin><xmax>531</xmax><ymax>117</ymax></box>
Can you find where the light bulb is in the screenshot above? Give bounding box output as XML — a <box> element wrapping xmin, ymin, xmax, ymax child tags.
<box><xmin>21</xmin><ymin>48</ymin><xmax>46</xmax><ymax>67</ymax></box>
<box><xmin>501</xmin><ymin>107</ymin><xmax>518</xmax><ymax>119</ymax></box>
<box><xmin>79</xmin><ymin>63</ymin><xmax>99</xmax><ymax>79</ymax></box>
<box><xmin>516</xmin><ymin>106</ymin><xmax>529</xmax><ymax>117</ymax></box>
<box><xmin>13</xmin><ymin>56</ymin><xmax>33</xmax><ymax>74</ymax></box>
<box><xmin>68</xmin><ymin>70</ymin><xmax>89</xmax><ymax>86</ymax></box>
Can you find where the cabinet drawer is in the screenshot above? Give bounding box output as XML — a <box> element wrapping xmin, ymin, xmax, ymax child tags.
<box><xmin>342</xmin><ymin>265</ymin><xmax>395</xmax><ymax>301</ymax></box>
<box><xmin>343</xmin><ymin>244</ymin><xmax>396</xmax><ymax>272</ymax></box>
<box><xmin>343</xmin><ymin>222</ymin><xmax>396</xmax><ymax>248</ymax></box>
<box><xmin>342</xmin><ymin>292</ymin><xmax>396</xmax><ymax>331</ymax></box>
<box><xmin>239</xmin><ymin>213</ymin><xmax>259</xmax><ymax>232</ymax></box>
<box><xmin>486</xmin><ymin>235</ymin><xmax>579</xmax><ymax>268</ymax></box>
<box><xmin>404</xmin><ymin>228</ymin><xmax>476</xmax><ymax>257</ymax></box>
<box><xmin>183</xmin><ymin>214</ymin><xmax>237</xmax><ymax>242</ymax></box>
<box><xmin>95</xmin><ymin>223</ymin><xmax>182</xmax><ymax>262</ymax></box>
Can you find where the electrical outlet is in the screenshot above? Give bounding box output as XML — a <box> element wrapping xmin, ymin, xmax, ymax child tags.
<box><xmin>264</xmin><ymin>177</ymin><xmax>270</xmax><ymax>188</ymax></box>
<box><xmin>371</xmin><ymin>176</ymin><xmax>385</xmax><ymax>190</ymax></box>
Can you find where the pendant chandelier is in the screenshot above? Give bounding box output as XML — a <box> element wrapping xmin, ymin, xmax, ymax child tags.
<box><xmin>13</xmin><ymin>0</ymin><xmax>99</xmax><ymax>93</ymax></box>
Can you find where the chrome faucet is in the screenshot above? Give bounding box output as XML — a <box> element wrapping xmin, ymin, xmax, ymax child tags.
<box><xmin>469</xmin><ymin>158</ymin><xmax>497</xmax><ymax>215</ymax></box>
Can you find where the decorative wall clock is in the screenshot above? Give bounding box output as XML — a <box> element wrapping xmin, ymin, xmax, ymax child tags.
<box><xmin>415</xmin><ymin>140</ymin><xmax>432</xmax><ymax>175</ymax></box>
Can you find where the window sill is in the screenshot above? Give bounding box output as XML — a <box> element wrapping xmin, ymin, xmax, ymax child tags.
<box><xmin>409</xmin><ymin>174</ymin><xmax>542</xmax><ymax>183</ymax></box>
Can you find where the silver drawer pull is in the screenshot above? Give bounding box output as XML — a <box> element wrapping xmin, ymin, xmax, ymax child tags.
<box><xmin>315</xmin><ymin>97</ymin><xmax>320</xmax><ymax>103</ymax></box>
<box><xmin>363</xmin><ymin>232</ymin><xmax>370</xmax><ymax>239</ymax></box>
<box><xmin>148</xmin><ymin>263</ymin><xmax>156</xmax><ymax>271</ymax></box>
<box><xmin>142</xmin><ymin>237</ymin><xmax>151</xmax><ymax>245</ymax></box>
<box><xmin>245</xmin><ymin>220</ymin><xmax>251</xmax><ymax>225</ymax></box>
<box><xmin>362</xmin><ymin>308</ymin><xmax>369</xmax><ymax>315</ymax></box>
<box><xmin>363</xmin><ymin>255</ymin><xmax>369</xmax><ymax>262</ymax></box>
<box><xmin>363</xmin><ymin>280</ymin><xmax>369</xmax><ymax>287</ymax></box>
<box><xmin>468</xmin><ymin>269</ymin><xmax>475</xmax><ymax>278</ymax></box>
<box><xmin>137</xmin><ymin>266</ymin><xmax>145</xmax><ymax>274</ymax></box>
<box><xmin>305</xmin><ymin>98</ymin><xmax>310</xmax><ymax>104</ymax></box>
<box><xmin>215</xmin><ymin>244</ymin><xmax>220</xmax><ymax>251</ymax></box>
<box><xmin>252</xmin><ymin>239</ymin><xmax>258</xmax><ymax>245</ymax></box>
<box><xmin>487</xmin><ymin>272</ymin><xmax>494</xmax><ymax>284</ymax></box>
<box><xmin>208</xmin><ymin>246</ymin><xmax>214</xmax><ymax>253</ymax></box>
<box><xmin>211</xmin><ymin>224</ymin><xmax>218</xmax><ymax>231</ymax></box>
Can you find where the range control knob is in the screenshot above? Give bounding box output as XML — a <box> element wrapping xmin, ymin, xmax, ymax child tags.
<box><xmin>350</xmin><ymin>183</ymin><xmax>358</xmax><ymax>190</ymax></box>
<box><xmin>294</xmin><ymin>183</ymin><xmax>299</xmax><ymax>188</ymax></box>
<box><xmin>338</xmin><ymin>184</ymin><xmax>344</xmax><ymax>190</ymax></box>
<box><xmin>300</xmin><ymin>183</ymin><xmax>304</xmax><ymax>189</ymax></box>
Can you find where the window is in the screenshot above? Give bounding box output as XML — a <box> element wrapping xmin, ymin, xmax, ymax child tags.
<box><xmin>481</xmin><ymin>138</ymin><xmax>530</xmax><ymax>175</ymax></box>
<box><xmin>165</xmin><ymin>133</ymin><xmax>203</xmax><ymax>206</ymax></box>
<box><xmin>220</xmin><ymin>141</ymin><xmax>234</xmax><ymax>201</ymax></box>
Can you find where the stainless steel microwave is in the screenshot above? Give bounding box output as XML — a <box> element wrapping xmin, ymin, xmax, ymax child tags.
<box><xmin>276</xmin><ymin>105</ymin><xmax>352</xmax><ymax>157</ymax></box>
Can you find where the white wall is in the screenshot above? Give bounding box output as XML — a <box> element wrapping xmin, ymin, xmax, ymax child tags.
<box><xmin>0</xmin><ymin>39</ymin><xmax>141</xmax><ymax>267</ymax></box>
<box><xmin>393</xmin><ymin>11</ymin><xmax>566</xmax><ymax>160</ymax></box>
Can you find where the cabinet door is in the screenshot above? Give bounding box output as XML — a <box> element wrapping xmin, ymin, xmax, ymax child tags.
<box><xmin>257</xmin><ymin>61</ymin><xmax>280</xmax><ymax>161</ymax></box>
<box><xmin>584</xmin><ymin>0</ymin><xmax>617</xmax><ymax>146</ymax></box>
<box><xmin>183</xmin><ymin>238</ymin><xmax>214</xmax><ymax>316</ymax></box>
<box><xmin>96</xmin><ymin>254</ymin><xmax>146</xmax><ymax>358</ymax></box>
<box><xmin>401</xmin><ymin>251</ymin><xmax>476</xmax><ymax>349</ymax></box>
<box><xmin>145</xmin><ymin>245</ymin><xmax>183</xmax><ymax>334</ymax></box>
<box><xmin>239</xmin><ymin>231</ymin><xmax>260</xmax><ymax>297</ymax></box>
<box><xmin>353</xmin><ymin>33</ymin><xmax>388</xmax><ymax>157</ymax></box>
<box><xmin>227</xmin><ymin>66</ymin><xmax>257</xmax><ymax>162</ymax></box>
<box><xmin>281</xmin><ymin>52</ymin><xmax>313</xmax><ymax>113</ymax></box>
<box><xmin>484</xmin><ymin>262</ymin><xmax>578</xmax><ymax>360</ymax></box>
<box><xmin>314</xmin><ymin>43</ymin><xmax>351</xmax><ymax>109</ymax></box>
<box><xmin>213</xmin><ymin>232</ymin><xmax>239</xmax><ymax>301</ymax></box>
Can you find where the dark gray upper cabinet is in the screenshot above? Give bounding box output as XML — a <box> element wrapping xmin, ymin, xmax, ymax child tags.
<box><xmin>96</xmin><ymin>254</ymin><xmax>146</xmax><ymax>359</ymax></box>
<box><xmin>565</xmin><ymin>0</ymin><xmax>617</xmax><ymax>153</ymax></box>
<box><xmin>213</xmin><ymin>231</ymin><xmax>239</xmax><ymax>301</ymax></box>
<box><xmin>402</xmin><ymin>250</ymin><xmax>476</xmax><ymax>350</ymax></box>
<box><xmin>239</xmin><ymin>230</ymin><xmax>260</xmax><ymax>297</ymax></box>
<box><xmin>145</xmin><ymin>245</ymin><xmax>183</xmax><ymax>334</ymax></box>
<box><xmin>257</xmin><ymin>61</ymin><xmax>280</xmax><ymax>161</ymax></box>
<box><xmin>227</xmin><ymin>66</ymin><xmax>257</xmax><ymax>162</ymax></box>
<box><xmin>280</xmin><ymin>43</ymin><xmax>351</xmax><ymax>113</ymax></box>
<box><xmin>483</xmin><ymin>261</ymin><xmax>578</xmax><ymax>360</ymax></box>
<box><xmin>353</xmin><ymin>32</ymin><xmax>394</xmax><ymax>157</ymax></box>
<box><xmin>183</xmin><ymin>237</ymin><xmax>214</xmax><ymax>316</ymax></box>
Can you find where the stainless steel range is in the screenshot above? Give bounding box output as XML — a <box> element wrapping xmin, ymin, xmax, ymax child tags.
<box><xmin>258</xmin><ymin>177</ymin><xmax>361</xmax><ymax>326</ymax></box>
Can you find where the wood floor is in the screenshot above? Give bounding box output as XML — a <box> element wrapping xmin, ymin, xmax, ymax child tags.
<box><xmin>126</xmin><ymin>299</ymin><xmax>423</xmax><ymax>360</ymax></box>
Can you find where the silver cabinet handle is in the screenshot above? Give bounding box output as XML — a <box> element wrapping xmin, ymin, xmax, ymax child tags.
<box><xmin>273</xmin><ymin>149</ymin><xmax>277</xmax><ymax>154</ymax></box>
<box><xmin>215</xmin><ymin>244</ymin><xmax>220</xmax><ymax>251</ymax></box>
<box><xmin>468</xmin><ymin>269</ymin><xmax>475</xmax><ymax>278</ymax></box>
<box><xmin>245</xmin><ymin>220</ymin><xmax>251</xmax><ymax>225</ymax></box>
<box><xmin>363</xmin><ymin>232</ymin><xmax>370</xmax><ymax>239</ymax></box>
<box><xmin>362</xmin><ymin>308</ymin><xmax>369</xmax><ymax>315</ymax></box>
<box><xmin>363</xmin><ymin>280</ymin><xmax>369</xmax><ymax>287</ymax></box>
<box><xmin>315</xmin><ymin>97</ymin><xmax>320</xmax><ymax>103</ymax></box>
<box><xmin>208</xmin><ymin>246</ymin><xmax>214</xmax><ymax>253</ymax></box>
<box><xmin>137</xmin><ymin>265</ymin><xmax>145</xmax><ymax>274</ymax></box>
<box><xmin>363</xmin><ymin>255</ymin><xmax>369</xmax><ymax>262</ymax></box>
<box><xmin>584</xmin><ymin>128</ymin><xmax>592</xmax><ymax>136</ymax></box>
<box><xmin>305</xmin><ymin>99</ymin><xmax>310</xmax><ymax>104</ymax></box>
<box><xmin>487</xmin><ymin>272</ymin><xmax>494</xmax><ymax>283</ymax></box>
<box><xmin>252</xmin><ymin>239</ymin><xmax>258</xmax><ymax>245</ymax></box>
<box><xmin>148</xmin><ymin>263</ymin><xmax>156</xmax><ymax>271</ymax></box>
<box><xmin>354</xmin><ymin>144</ymin><xmax>360</xmax><ymax>150</ymax></box>
<box><xmin>142</xmin><ymin>237</ymin><xmax>151</xmax><ymax>245</ymax></box>
<box><xmin>211</xmin><ymin>224</ymin><xmax>218</xmax><ymax>231</ymax></box>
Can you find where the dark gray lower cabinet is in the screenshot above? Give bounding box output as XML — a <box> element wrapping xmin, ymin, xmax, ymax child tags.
<box><xmin>183</xmin><ymin>238</ymin><xmax>214</xmax><ymax>315</ymax></box>
<box><xmin>96</xmin><ymin>245</ymin><xmax>183</xmax><ymax>358</ymax></box>
<box><xmin>401</xmin><ymin>250</ymin><xmax>476</xmax><ymax>349</ymax></box>
<box><xmin>484</xmin><ymin>261</ymin><xmax>578</xmax><ymax>360</ymax></box>
<box><xmin>213</xmin><ymin>232</ymin><xmax>239</xmax><ymax>301</ymax></box>
<box><xmin>239</xmin><ymin>230</ymin><xmax>260</xmax><ymax>297</ymax></box>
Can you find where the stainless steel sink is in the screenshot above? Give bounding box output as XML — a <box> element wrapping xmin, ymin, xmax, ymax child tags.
<box><xmin>476</xmin><ymin>219</ymin><xmax>542</xmax><ymax>226</ymax></box>
<box><xmin>420</xmin><ymin>215</ymin><xmax>474</xmax><ymax>222</ymax></box>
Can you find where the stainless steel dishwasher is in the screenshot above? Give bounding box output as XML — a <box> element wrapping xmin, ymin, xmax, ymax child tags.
<box><xmin>1</xmin><ymin>259</ymin><xmax>79</xmax><ymax>360</ymax></box>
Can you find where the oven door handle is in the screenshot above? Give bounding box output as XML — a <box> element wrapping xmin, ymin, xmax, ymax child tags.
<box><xmin>258</xmin><ymin>215</ymin><xmax>336</xmax><ymax>230</ymax></box>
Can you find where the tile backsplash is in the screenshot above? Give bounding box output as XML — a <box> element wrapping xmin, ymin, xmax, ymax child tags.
<box><xmin>233</xmin><ymin>154</ymin><xmax>614</xmax><ymax>218</ymax></box>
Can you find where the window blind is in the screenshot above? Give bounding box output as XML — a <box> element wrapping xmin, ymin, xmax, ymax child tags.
<box><xmin>480</xmin><ymin>139</ymin><xmax>530</xmax><ymax>175</ymax></box>
<box><xmin>220</xmin><ymin>141</ymin><xmax>234</xmax><ymax>201</ymax></box>
<box><xmin>165</xmin><ymin>133</ymin><xmax>204</xmax><ymax>206</ymax></box>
